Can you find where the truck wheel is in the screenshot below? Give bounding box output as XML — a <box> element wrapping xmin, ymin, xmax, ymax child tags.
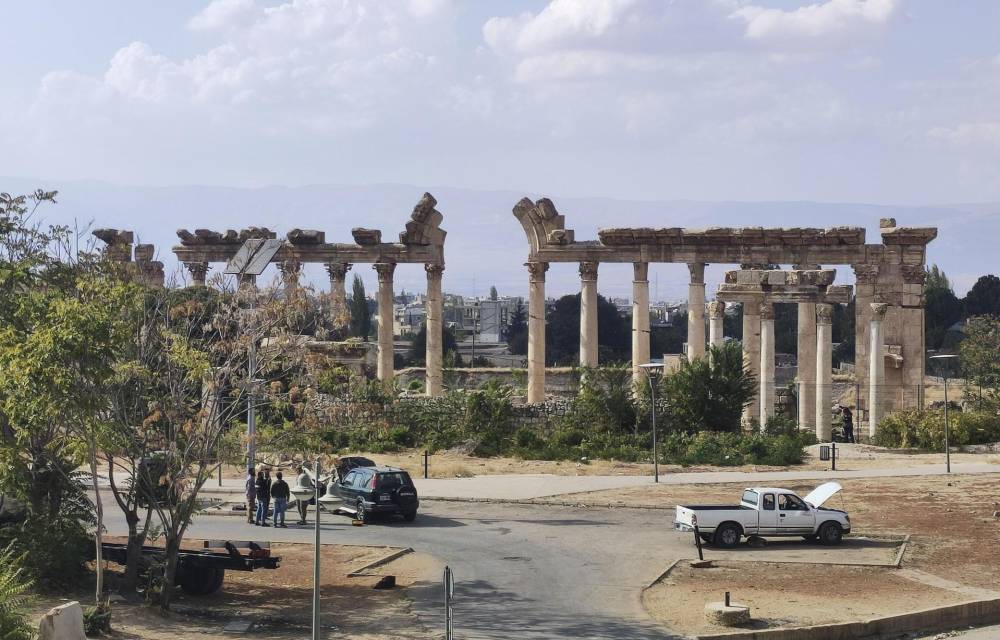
<box><xmin>402</xmin><ymin>511</ymin><xmax>417</xmax><ymax>522</ymax></box>
<box><xmin>714</xmin><ymin>523</ymin><xmax>742</xmax><ymax>549</ymax></box>
<box><xmin>818</xmin><ymin>522</ymin><xmax>843</xmax><ymax>546</ymax></box>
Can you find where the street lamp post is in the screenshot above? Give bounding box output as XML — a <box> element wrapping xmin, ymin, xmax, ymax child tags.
<box><xmin>929</xmin><ymin>354</ymin><xmax>959</xmax><ymax>474</ymax></box>
<box><xmin>639</xmin><ymin>363</ymin><xmax>666</xmax><ymax>483</ymax></box>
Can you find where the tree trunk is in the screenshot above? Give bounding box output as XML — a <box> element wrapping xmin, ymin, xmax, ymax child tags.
<box><xmin>89</xmin><ymin>446</ymin><xmax>104</xmax><ymax>605</ymax></box>
<box><xmin>122</xmin><ymin>509</ymin><xmax>149</xmax><ymax>596</ymax></box>
<box><xmin>160</xmin><ymin>532</ymin><xmax>181</xmax><ymax>610</ymax></box>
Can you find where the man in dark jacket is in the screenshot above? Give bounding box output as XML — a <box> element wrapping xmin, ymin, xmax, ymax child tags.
<box><xmin>255</xmin><ymin>470</ymin><xmax>271</xmax><ymax>526</ymax></box>
<box><xmin>842</xmin><ymin>406</ymin><xmax>855</xmax><ymax>444</ymax></box>
<box><xmin>271</xmin><ymin>471</ymin><xmax>290</xmax><ymax>528</ymax></box>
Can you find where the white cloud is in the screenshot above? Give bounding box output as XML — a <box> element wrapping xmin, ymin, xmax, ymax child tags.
<box><xmin>188</xmin><ymin>0</ymin><xmax>255</xmax><ymax>31</ymax></box>
<box><xmin>929</xmin><ymin>122</ymin><xmax>1000</xmax><ymax>148</ymax></box>
<box><xmin>731</xmin><ymin>0</ymin><xmax>902</xmax><ymax>44</ymax></box>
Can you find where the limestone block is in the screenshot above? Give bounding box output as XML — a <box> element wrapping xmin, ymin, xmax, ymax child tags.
<box><xmin>39</xmin><ymin>601</ymin><xmax>85</xmax><ymax>640</ymax></box>
<box><xmin>705</xmin><ymin>601</ymin><xmax>751</xmax><ymax>627</ymax></box>
<box><xmin>238</xmin><ymin>226</ymin><xmax>277</xmax><ymax>241</ymax></box>
<box><xmin>763</xmin><ymin>270</ymin><xmax>786</xmax><ymax>285</ymax></box>
<box><xmin>93</xmin><ymin>228</ymin><xmax>134</xmax><ymax>245</ymax></box>
<box><xmin>287</xmin><ymin>229</ymin><xmax>326</xmax><ymax>244</ymax></box>
<box><xmin>736</xmin><ymin>270</ymin><xmax>762</xmax><ymax>285</ymax></box>
<box><xmin>352</xmin><ymin>228</ymin><xmax>382</xmax><ymax>245</ymax></box>
<box><xmin>133</xmin><ymin>243</ymin><xmax>154</xmax><ymax>262</ymax></box>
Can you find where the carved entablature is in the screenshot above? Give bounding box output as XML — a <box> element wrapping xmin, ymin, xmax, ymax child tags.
<box><xmin>399</xmin><ymin>192</ymin><xmax>446</xmax><ymax>247</ymax></box>
<box><xmin>853</xmin><ymin>264</ymin><xmax>879</xmax><ymax>284</ymax></box>
<box><xmin>880</xmin><ymin>226</ymin><xmax>938</xmax><ymax>246</ymax></box>
<box><xmin>901</xmin><ymin>265</ymin><xmax>927</xmax><ymax>285</ymax></box>
<box><xmin>512</xmin><ymin>197</ymin><xmax>575</xmax><ymax>254</ymax></box>
<box><xmin>598</xmin><ymin>226</ymin><xmax>865</xmax><ymax>247</ymax></box>
<box><xmin>287</xmin><ymin>229</ymin><xmax>326</xmax><ymax>245</ymax></box>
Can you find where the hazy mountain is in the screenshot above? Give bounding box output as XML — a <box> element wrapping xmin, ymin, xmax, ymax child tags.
<box><xmin>3</xmin><ymin>177</ymin><xmax>995</xmax><ymax>299</ymax></box>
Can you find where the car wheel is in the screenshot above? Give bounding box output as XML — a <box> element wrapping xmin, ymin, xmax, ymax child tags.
<box><xmin>818</xmin><ymin>521</ymin><xmax>843</xmax><ymax>546</ymax></box>
<box><xmin>403</xmin><ymin>511</ymin><xmax>417</xmax><ymax>522</ymax></box>
<box><xmin>356</xmin><ymin>500</ymin><xmax>367</xmax><ymax>523</ymax></box>
<box><xmin>714</xmin><ymin>523</ymin><xmax>742</xmax><ymax>549</ymax></box>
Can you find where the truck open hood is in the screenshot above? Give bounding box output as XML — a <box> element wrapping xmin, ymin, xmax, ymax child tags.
<box><xmin>803</xmin><ymin>482</ymin><xmax>842</xmax><ymax>508</ymax></box>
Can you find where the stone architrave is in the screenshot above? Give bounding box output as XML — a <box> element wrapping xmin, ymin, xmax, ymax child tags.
<box><xmin>425</xmin><ymin>263</ymin><xmax>445</xmax><ymax>397</ymax></box>
<box><xmin>632</xmin><ymin>262</ymin><xmax>651</xmax><ymax>385</ymax></box>
<box><xmin>325</xmin><ymin>262</ymin><xmax>352</xmax><ymax>332</ymax></box>
<box><xmin>373</xmin><ymin>262</ymin><xmax>397</xmax><ymax>382</ymax></box>
<box><xmin>815</xmin><ymin>303</ymin><xmax>834</xmax><ymax>441</ymax></box>
<box><xmin>184</xmin><ymin>261</ymin><xmax>209</xmax><ymax>287</ymax></box>
<box><xmin>38</xmin><ymin>601</ymin><xmax>86</xmax><ymax>640</ymax></box>
<box><xmin>869</xmin><ymin>302</ymin><xmax>889</xmax><ymax>437</ymax></box>
<box><xmin>759</xmin><ymin>301</ymin><xmax>776</xmax><ymax>427</ymax></box>
<box><xmin>742</xmin><ymin>299</ymin><xmax>762</xmax><ymax>427</ymax></box>
<box><xmin>278</xmin><ymin>259</ymin><xmax>302</xmax><ymax>297</ymax></box>
<box><xmin>527</xmin><ymin>261</ymin><xmax>549</xmax><ymax>403</ymax></box>
<box><xmin>707</xmin><ymin>300</ymin><xmax>726</xmax><ymax>354</ymax></box>
<box><xmin>687</xmin><ymin>263</ymin><xmax>707</xmax><ymax>361</ymax></box>
<box><xmin>579</xmin><ymin>261</ymin><xmax>600</xmax><ymax>368</ymax></box>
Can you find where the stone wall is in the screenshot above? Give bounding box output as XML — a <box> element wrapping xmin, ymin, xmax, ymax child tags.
<box><xmin>395</xmin><ymin>367</ymin><xmax>582</xmax><ymax>397</ymax></box>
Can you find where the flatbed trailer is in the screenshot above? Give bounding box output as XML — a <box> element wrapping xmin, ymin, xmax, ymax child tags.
<box><xmin>100</xmin><ymin>539</ymin><xmax>280</xmax><ymax>595</ymax></box>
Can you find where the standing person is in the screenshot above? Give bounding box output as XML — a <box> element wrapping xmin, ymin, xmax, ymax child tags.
<box><xmin>255</xmin><ymin>470</ymin><xmax>270</xmax><ymax>527</ymax></box>
<box><xmin>262</xmin><ymin>469</ymin><xmax>272</xmax><ymax>524</ymax></box>
<box><xmin>296</xmin><ymin>465</ymin><xmax>313</xmax><ymax>525</ymax></box>
<box><xmin>842</xmin><ymin>406</ymin><xmax>855</xmax><ymax>444</ymax></box>
<box><xmin>245</xmin><ymin>468</ymin><xmax>256</xmax><ymax>524</ymax></box>
<box><xmin>271</xmin><ymin>471</ymin><xmax>290</xmax><ymax>528</ymax></box>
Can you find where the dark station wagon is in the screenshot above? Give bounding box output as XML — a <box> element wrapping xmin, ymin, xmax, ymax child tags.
<box><xmin>333</xmin><ymin>466</ymin><xmax>419</xmax><ymax>523</ymax></box>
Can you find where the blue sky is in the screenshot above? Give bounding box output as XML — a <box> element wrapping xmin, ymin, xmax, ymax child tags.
<box><xmin>3</xmin><ymin>0</ymin><xmax>1000</xmax><ymax>204</ymax></box>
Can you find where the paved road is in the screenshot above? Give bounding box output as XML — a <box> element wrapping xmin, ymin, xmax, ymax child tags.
<box><xmin>175</xmin><ymin>462</ymin><xmax>1000</xmax><ymax>502</ymax></box>
<box><xmin>103</xmin><ymin>499</ymin><xmax>689</xmax><ymax>639</ymax></box>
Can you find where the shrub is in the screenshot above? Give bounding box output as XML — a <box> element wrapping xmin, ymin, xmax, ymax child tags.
<box><xmin>875</xmin><ymin>409</ymin><xmax>980</xmax><ymax>450</ymax></box>
<box><xmin>0</xmin><ymin>543</ymin><xmax>35</xmax><ymax>640</ymax></box>
<box><xmin>957</xmin><ymin>411</ymin><xmax>1000</xmax><ymax>444</ymax></box>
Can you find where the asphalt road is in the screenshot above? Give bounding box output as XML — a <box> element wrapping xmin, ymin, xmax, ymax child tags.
<box><xmin>102</xmin><ymin>499</ymin><xmax>689</xmax><ymax>639</ymax></box>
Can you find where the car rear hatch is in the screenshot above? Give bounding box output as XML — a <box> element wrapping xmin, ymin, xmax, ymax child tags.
<box><xmin>375</xmin><ymin>472</ymin><xmax>418</xmax><ymax>508</ymax></box>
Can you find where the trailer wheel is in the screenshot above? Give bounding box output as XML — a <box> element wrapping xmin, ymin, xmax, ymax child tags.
<box><xmin>179</xmin><ymin>566</ymin><xmax>225</xmax><ymax>596</ymax></box>
<box><xmin>203</xmin><ymin>567</ymin><xmax>225</xmax><ymax>595</ymax></box>
<box><xmin>714</xmin><ymin>522</ymin><xmax>742</xmax><ymax>549</ymax></box>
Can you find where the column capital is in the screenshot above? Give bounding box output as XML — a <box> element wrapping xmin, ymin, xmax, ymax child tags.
<box><xmin>526</xmin><ymin>261</ymin><xmax>549</xmax><ymax>283</ymax></box>
<box><xmin>633</xmin><ymin>262</ymin><xmax>649</xmax><ymax>282</ymax></box>
<box><xmin>424</xmin><ymin>263</ymin><xmax>445</xmax><ymax>278</ymax></box>
<box><xmin>852</xmin><ymin>264</ymin><xmax>879</xmax><ymax>284</ymax></box>
<box><xmin>184</xmin><ymin>261</ymin><xmax>209</xmax><ymax>284</ymax></box>
<box><xmin>871</xmin><ymin>302</ymin><xmax>889</xmax><ymax>320</ymax></box>
<box><xmin>707</xmin><ymin>300</ymin><xmax>726</xmax><ymax>320</ymax></box>
<box><xmin>901</xmin><ymin>264</ymin><xmax>927</xmax><ymax>285</ymax></box>
<box><xmin>579</xmin><ymin>261</ymin><xmax>599</xmax><ymax>282</ymax></box>
<box><xmin>373</xmin><ymin>262</ymin><xmax>397</xmax><ymax>283</ymax></box>
<box><xmin>278</xmin><ymin>259</ymin><xmax>302</xmax><ymax>278</ymax></box>
<box><xmin>324</xmin><ymin>262</ymin><xmax>352</xmax><ymax>280</ymax></box>
<box><xmin>687</xmin><ymin>262</ymin><xmax>706</xmax><ymax>284</ymax></box>
<box><xmin>816</xmin><ymin>303</ymin><xmax>834</xmax><ymax>325</ymax></box>
<box><xmin>760</xmin><ymin>301</ymin><xmax>775</xmax><ymax>320</ymax></box>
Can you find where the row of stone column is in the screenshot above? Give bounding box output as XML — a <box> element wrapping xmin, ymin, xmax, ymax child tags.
<box><xmin>185</xmin><ymin>259</ymin><xmax>446</xmax><ymax>397</ymax></box>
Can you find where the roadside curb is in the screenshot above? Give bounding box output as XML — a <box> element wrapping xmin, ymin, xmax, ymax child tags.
<box><xmin>348</xmin><ymin>546</ymin><xmax>414</xmax><ymax>577</ymax></box>
<box><xmin>691</xmin><ymin>597</ymin><xmax>1000</xmax><ymax>640</ymax></box>
<box><xmin>893</xmin><ymin>534</ymin><xmax>910</xmax><ymax>568</ymax></box>
<box><xmin>420</xmin><ymin>495</ymin><xmax>674</xmax><ymax>510</ymax></box>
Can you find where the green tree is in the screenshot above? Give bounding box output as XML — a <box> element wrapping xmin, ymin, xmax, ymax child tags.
<box><xmin>546</xmin><ymin>294</ymin><xmax>630</xmax><ymax>365</ymax></box>
<box><xmin>349</xmin><ymin>274</ymin><xmax>371</xmax><ymax>339</ymax></box>
<box><xmin>489</xmin><ymin>285</ymin><xmax>498</xmax><ymax>301</ymax></box>
<box><xmin>0</xmin><ymin>544</ymin><xmax>34</xmax><ymax>640</ymax></box>
<box><xmin>506</xmin><ymin>300</ymin><xmax>527</xmax><ymax>356</ymax></box>
<box><xmin>960</xmin><ymin>316</ymin><xmax>1000</xmax><ymax>411</ymax></box>
<box><xmin>406</xmin><ymin>323</ymin><xmax>462</xmax><ymax>366</ymax></box>
<box><xmin>925</xmin><ymin>265</ymin><xmax>964</xmax><ymax>350</ymax></box>
<box><xmin>662</xmin><ymin>341</ymin><xmax>755</xmax><ymax>433</ymax></box>
<box><xmin>964</xmin><ymin>275</ymin><xmax>1000</xmax><ymax>318</ymax></box>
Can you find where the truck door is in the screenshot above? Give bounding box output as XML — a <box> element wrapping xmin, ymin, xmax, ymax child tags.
<box><xmin>757</xmin><ymin>493</ymin><xmax>779</xmax><ymax>534</ymax></box>
<box><xmin>778</xmin><ymin>494</ymin><xmax>815</xmax><ymax>534</ymax></box>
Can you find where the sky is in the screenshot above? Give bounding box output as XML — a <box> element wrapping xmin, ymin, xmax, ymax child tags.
<box><xmin>3</xmin><ymin>0</ymin><xmax>1000</xmax><ymax>205</ymax></box>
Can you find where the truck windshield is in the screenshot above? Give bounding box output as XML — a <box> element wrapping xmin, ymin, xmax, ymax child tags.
<box><xmin>741</xmin><ymin>490</ymin><xmax>758</xmax><ymax>507</ymax></box>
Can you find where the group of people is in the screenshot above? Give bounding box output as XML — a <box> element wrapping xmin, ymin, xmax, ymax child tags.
<box><xmin>244</xmin><ymin>466</ymin><xmax>316</xmax><ymax>527</ymax></box>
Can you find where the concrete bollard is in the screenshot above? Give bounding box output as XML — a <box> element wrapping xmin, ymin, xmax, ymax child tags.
<box><xmin>38</xmin><ymin>601</ymin><xmax>86</xmax><ymax>640</ymax></box>
<box><xmin>705</xmin><ymin>600</ymin><xmax>751</xmax><ymax>627</ymax></box>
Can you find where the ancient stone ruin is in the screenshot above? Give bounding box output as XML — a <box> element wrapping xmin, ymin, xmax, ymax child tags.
<box><xmin>513</xmin><ymin>198</ymin><xmax>936</xmax><ymax>434</ymax></box>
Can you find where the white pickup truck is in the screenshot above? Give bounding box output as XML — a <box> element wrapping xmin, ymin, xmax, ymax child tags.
<box><xmin>673</xmin><ymin>483</ymin><xmax>851</xmax><ymax>548</ymax></box>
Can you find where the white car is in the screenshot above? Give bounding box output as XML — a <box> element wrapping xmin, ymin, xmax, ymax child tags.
<box><xmin>673</xmin><ymin>482</ymin><xmax>851</xmax><ymax>548</ymax></box>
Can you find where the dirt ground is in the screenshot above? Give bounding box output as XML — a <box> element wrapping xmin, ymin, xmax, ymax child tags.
<box><xmin>33</xmin><ymin>542</ymin><xmax>439</xmax><ymax>640</ymax></box>
<box><xmin>643</xmin><ymin>561</ymin><xmax>967</xmax><ymax>636</ymax></box>
<box><xmin>219</xmin><ymin>443</ymin><xmax>1000</xmax><ymax>481</ymax></box>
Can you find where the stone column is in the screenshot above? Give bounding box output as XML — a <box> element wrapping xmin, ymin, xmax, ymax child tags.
<box><xmin>869</xmin><ymin>302</ymin><xmax>888</xmax><ymax>437</ymax></box>
<box><xmin>425</xmin><ymin>264</ymin><xmax>445</xmax><ymax>397</ymax></box>
<box><xmin>741</xmin><ymin>299</ymin><xmax>762</xmax><ymax>427</ymax></box>
<box><xmin>373</xmin><ymin>262</ymin><xmax>397</xmax><ymax>383</ymax></box>
<box><xmin>325</xmin><ymin>262</ymin><xmax>352</xmax><ymax>332</ymax></box>
<box><xmin>236</xmin><ymin>273</ymin><xmax>256</xmax><ymax>296</ymax></box>
<box><xmin>632</xmin><ymin>262</ymin><xmax>651</xmax><ymax>386</ymax></box>
<box><xmin>853</xmin><ymin>264</ymin><xmax>878</xmax><ymax>417</ymax></box>
<box><xmin>527</xmin><ymin>261</ymin><xmax>549</xmax><ymax>403</ymax></box>
<box><xmin>759</xmin><ymin>301</ymin><xmax>776</xmax><ymax>427</ymax></box>
<box><xmin>278</xmin><ymin>260</ymin><xmax>302</xmax><ymax>298</ymax></box>
<box><xmin>184</xmin><ymin>261</ymin><xmax>209</xmax><ymax>287</ymax></box>
<box><xmin>815</xmin><ymin>303</ymin><xmax>834</xmax><ymax>441</ymax></box>
<box><xmin>707</xmin><ymin>301</ymin><xmax>726</xmax><ymax>353</ymax></box>
<box><xmin>579</xmin><ymin>261</ymin><xmax>600</xmax><ymax>368</ymax></box>
<box><xmin>687</xmin><ymin>263</ymin><xmax>707</xmax><ymax>361</ymax></box>
<box><xmin>796</xmin><ymin>301</ymin><xmax>817</xmax><ymax>433</ymax></box>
